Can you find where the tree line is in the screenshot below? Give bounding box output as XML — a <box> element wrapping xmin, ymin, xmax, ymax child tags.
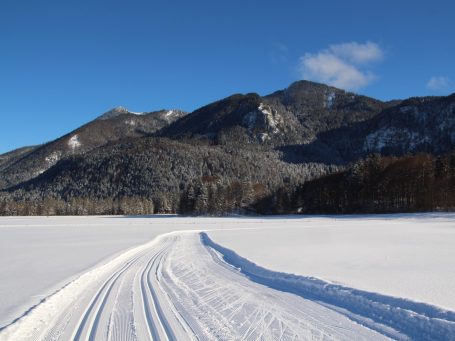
<box><xmin>1</xmin><ymin>151</ymin><xmax>454</xmax><ymax>216</ymax></box>
<box><xmin>268</xmin><ymin>151</ymin><xmax>455</xmax><ymax>214</ymax></box>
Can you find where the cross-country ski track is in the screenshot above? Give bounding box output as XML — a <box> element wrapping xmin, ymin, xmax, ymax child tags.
<box><xmin>1</xmin><ymin>229</ymin><xmax>455</xmax><ymax>341</ymax></box>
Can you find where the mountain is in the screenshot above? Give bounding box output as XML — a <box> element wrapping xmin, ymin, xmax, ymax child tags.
<box><xmin>0</xmin><ymin>80</ymin><xmax>454</xmax><ymax>215</ymax></box>
<box><xmin>308</xmin><ymin>94</ymin><xmax>455</xmax><ymax>163</ymax></box>
<box><xmin>0</xmin><ymin>107</ymin><xmax>186</xmax><ymax>189</ymax></box>
<box><xmin>96</xmin><ymin>106</ymin><xmax>142</xmax><ymax>120</ymax></box>
<box><xmin>161</xmin><ymin>81</ymin><xmax>389</xmax><ymax>146</ymax></box>
<box><xmin>0</xmin><ymin>145</ymin><xmax>39</xmax><ymax>172</ymax></box>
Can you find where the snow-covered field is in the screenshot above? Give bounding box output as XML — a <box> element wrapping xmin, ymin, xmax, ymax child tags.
<box><xmin>0</xmin><ymin>215</ymin><xmax>257</xmax><ymax>328</ymax></box>
<box><xmin>207</xmin><ymin>214</ymin><xmax>455</xmax><ymax>311</ymax></box>
<box><xmin>0</xmin><ymin>214</ymin><xmax>454</xmax><ymax>340</ymax></box>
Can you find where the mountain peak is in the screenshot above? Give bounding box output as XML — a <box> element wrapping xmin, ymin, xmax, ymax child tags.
<box><xmin>284</xmin><ymin>80</ymin><xmax>350</xmax><ymax>97</ymax></box>
<box><xmin>288</xmin><ymin>79</ymin><xmax>332</xmax><ymax>89</ymax></box>
<box><xmin>96</xmin><ymin>106</ymin><xmax>144</xmax><ymax>120</ymax></box>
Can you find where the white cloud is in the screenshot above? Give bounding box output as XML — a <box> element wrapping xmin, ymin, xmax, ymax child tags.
<box><xmin>328</xmin><ymin>41</ymin><xmax>383</xmax><ymax>64</ymax></box>
<box><xmin>298</xmin><ymin>41</ymin><xmax>383</xmax><ymax>91</ymax></box>
<box><xmin>300</xmin><ymin>52</ymin><xmax>375</xmax><ymax>90</ymax></box>
<box><xmin>426</xmin><ymin>76</ymin><xmax>452</xmax><ymax>92</ymax></box>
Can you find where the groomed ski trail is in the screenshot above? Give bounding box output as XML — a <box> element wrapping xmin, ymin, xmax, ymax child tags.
<box><xmin>2</xmin><ymin>230</ymin><xmax>442</xmax><ymax>341</ymax></box>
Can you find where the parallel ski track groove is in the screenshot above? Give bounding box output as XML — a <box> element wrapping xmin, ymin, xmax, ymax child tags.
<box><xmin>139</xmin><ymin>248</ymin><xmax>162</xmax><ymax>341</ymax></box>
<box><xmin>145</xmin><ymin>246</ymin><xmax>177</xmax><ymax>341</ymax></box>
<box><xmin>72</xmin><ymin>253</ymin><xmax>144</xmax><ymax>341</ymax></box>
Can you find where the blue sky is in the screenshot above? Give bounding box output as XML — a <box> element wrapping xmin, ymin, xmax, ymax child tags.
<box><xmin>1</xmin><ymin>0</ymin><xmax>454</xmax><ymax>153</ymax></box>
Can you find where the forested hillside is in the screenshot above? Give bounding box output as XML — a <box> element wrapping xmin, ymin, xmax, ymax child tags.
<box><xmin>1</xmin><ymin>80</ymin><xmax>454</xmax><ymax>215</ymax></box>
<box><xmin>266</xmin><ymin>152</ymin><xmax>455</xmax><ymax>214</ymax></box>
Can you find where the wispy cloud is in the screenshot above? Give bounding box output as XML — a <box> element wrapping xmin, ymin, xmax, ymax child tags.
<box><xmin>298</xmin><ymin>41</ymin><xmax>384</xmax><ymax>91</ymax></box>
<box><xmin>426</xmin><ymin>76</ymin><xmax>453</xmax><ymax>92</ymax></box>
<box><xmin>270</xmin><ymin>42</ymin><xmax>289</xmax><ymax>64</ymax></box>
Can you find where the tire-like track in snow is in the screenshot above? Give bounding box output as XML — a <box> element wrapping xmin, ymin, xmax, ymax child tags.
<box><xmin>0</xmin><ymin>231</ymin><xmax>428</xmax><ymax>340</ymax></box>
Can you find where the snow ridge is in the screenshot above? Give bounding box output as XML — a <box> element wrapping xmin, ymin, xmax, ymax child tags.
<box><xmin>201</xmin><ymin>232</ymin><xmax>455</xmax><ymax>341</ymax></box>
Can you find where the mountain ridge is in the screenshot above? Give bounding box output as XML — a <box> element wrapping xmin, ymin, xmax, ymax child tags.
<box><xmin>1</xmin><ymin>80</ymin><xmax>454</xmax><ymax>215</ymax></box>
<box><xmin>0</xmin><ymin>108</ymin><xmax>187</xmax><ymax>189</ymax></box>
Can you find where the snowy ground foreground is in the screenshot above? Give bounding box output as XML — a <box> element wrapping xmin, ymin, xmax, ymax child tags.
<box><xmin>1</xmin><ymin>231</ymin><xmax>390</xmax><ymax>340</ymax></box>
<box><xmin>0</xmin><ymin>215</ymin><xmax>178</xmax><ymax>328</ymax></box>
<box><xmin>0</xmin><ymin>215</ymin><xmax>273</xmax><ymax>327</ymax></box>
<box><xmin>0</xmin><ymin>214</ymin><xmax>454</xmax><ymax>340</ymax></box>
<box><xmin>206</xmin><ymin>214</ymin><xmax>455</xmax><ymax>311</ymax></box>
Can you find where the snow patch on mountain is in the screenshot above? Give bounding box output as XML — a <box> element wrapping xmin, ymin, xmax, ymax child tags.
<box><xmin>128</xmin><ymin>110</ymin><xmax>144</xmax><ymax>115</ymax></box>
<box><xmin>124</xmin><ymin>119</ymin><xmax>136</xmax><ymax>126</ymax></box>
<box><xmin>325</xmin><ymin>92</ymin><xmax>336</xmax><ymax>109</ymax></box>
<box><xmin>241</xmin><ymin>103</ymin><xmax>283</xmax><ymax>142</ymax></box>
<box><xmin>45</xmin><ymin>152</ymin><xmax>61</xmax><ymax>166</ymax></box>
<box><xmin>34</xmin><ymin>169</ymin><xmax>46</xmax><ymax>176</ymax></box>
<box><xmin>34</xmin><ymin>152</ymin><xmax>62</xmax><ymax>177</ymax></box>
<box><xmin>259</xmin><ymin>132</ymin><xmax>270</xmax><ymax>142</ymax></box>
<box><xmin>164</xmin><ymin>110</ymin><xmax>179</xmax><ymax>121</ymax></box>
<box><xmin>160</xmin><ymin>109</ymin><xmax>187</xmax><ymax>122</ymax></box>
<box><xmin>97</xmin><ymin>106</ymin><xmax>144</xmax><ymax>120</ymax></box>
<box><xmin>258</xmin><ymin>103</ymin><xmax>281</xmax><ymax>134</ymax></box>
<box><xmin>364</xmin><ymin>127</ymin><xmax>432</xmax><ymax>152</ymax></box>
<box><xmin>68</xmin><ymin>135</ymin><xmax>81</xmax><ymax>150</ymax></box>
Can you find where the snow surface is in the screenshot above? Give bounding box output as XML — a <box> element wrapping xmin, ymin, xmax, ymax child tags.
<box><xmin>114</xmin><ymin>106</ymin><xmax>143</xmax><ymax>116</ymax></box>
<box><xmin>0</xmin><ymin>215</ymin><xmax>278</xmax><ymax>328</ymax></box>
<box><xmin>1</xmin><ymin>214</ymin><xmax>454</xmax><ymax>340</ymax></box>
<box><xmin>164</xmin><ymin>110</ymin><xmax>179</xmax><ymax>122</ymax></box>
<box><xmin>44</xmin><ymin>151</ymin><xmax>60</xmax><ymax>165</ymax></box>
<box><xmin>0</xmin><ymin>224</ymin><xmax>391</xmax><ymax>340</ymax></box>
<box><xmin>325</xmin><ymin>92</ymin><xmax>336</xmax><ymax>108</ymax></box>
<box><xmin>124</xmin><ymin>119</ymin><xmax>136</xmax><ymax>126</ymax></box>
<box><xmin>67</xmin><ymin>134</ymin><xmax>81</xmax><ymax>150</ymax></box>
<box><xmin>258</xmin><ymin>103</ymin><xmax>281</xmax><ymax>134</ymax></box>
<box><xmin>363</xmin><ymin>127</ymin><xmax>433</xmax><ymax>152</ymax></box>
<box><xmin>202</xmin><ymin>232</ymin><xmax>455</xmax><ymax>340</ymax></box>
<box><xmin>97</xmin><ymin>106</ymin><xmax>145</xmax><ymax>120</ymax></box>
<box><xmin>207</xmin><ymin>214</ymin><xmax>455</xmax><ymax>311</ymax></box>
